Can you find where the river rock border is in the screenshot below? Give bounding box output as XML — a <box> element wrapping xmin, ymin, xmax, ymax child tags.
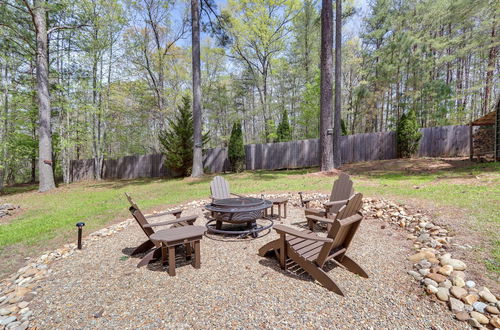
<box><xmin>0</xmin><ymin>194</ymin><xmax>498</xmax><ymax>329</ymax></box>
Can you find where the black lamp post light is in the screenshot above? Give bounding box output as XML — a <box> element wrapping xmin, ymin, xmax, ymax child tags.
<box><xmin>76</xmin><ymin>222</ymin><xmax>85</xmax><ymax>249</ymax></box>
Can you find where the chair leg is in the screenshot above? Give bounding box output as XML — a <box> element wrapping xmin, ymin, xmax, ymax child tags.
<box><xmin>279</xmin><ymin>234</ymin><xmax>286</xmax><ymax>270</ymax></box>
<box><xmin>168</xmin><ymin>246</ymin><xmax>176</xmax><ymax>276</ymax></box>
<box><xmin>131</xmin><ymin>240</ymin><xmax>155</xmax><ymax>255</ymax></box>
<box><xmin>337</xmin><ymin>255</ymin><xmax>369</xmax><ymax>278</ymax></box>
<box><xmin>307</xmin><ymin>218</ymin><xmax>315</xmax><ymax>231</ymax></box>
<box><xmin>257</xmin><ymin>239</ymin><xmax>280</xmax><ymax>257</ymax></box>
<box><xmin>288</xmin><ymin>249</ymin><xmax>345</xmax><ymax>296</ymax></box>
<box><xmin>185</xmin><ymin>243</ymin><xmax>192</xmax><ymax>260</ymax></box>
<box><xmin>192</xmin><ymin>240</ymin><xmax>201</xmax><ymax>269</ymax></box>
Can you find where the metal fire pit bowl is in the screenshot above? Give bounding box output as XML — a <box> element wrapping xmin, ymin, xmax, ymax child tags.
<box><xmin>205</xmin><ymin>197</ymin><xmax>273</xmax><ymax>238</ymax></box>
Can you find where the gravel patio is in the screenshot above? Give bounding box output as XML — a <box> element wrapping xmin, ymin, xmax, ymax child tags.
<box><xmin>28</xmin><ymin>205</ymin><xmax>463</xmax><ymax>329</ymax></box>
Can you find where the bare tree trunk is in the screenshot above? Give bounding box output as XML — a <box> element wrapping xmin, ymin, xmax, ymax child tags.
<box><xmin>333</xmin><ymin>0</ymin><xmax>342</xmax><ymax>168</ymax></box>
<box><xmin>191</xmin><ymin>0</ymin><xmax>203</xmax><ymax>177</ymax></box>
<box><xmin>34</xmin><ymin>0</ymin><xmax>56</xmax><ymax>192</ymax></box>
<box><xmin>320</xmin><ymin>0</ymin><xmax>334</xmax><ymax>171</ymax></box>
<box><xmin>0</xmin><ymin>62</ymin><xmax>8</xmax><ymax>190</ymax></box>
<box><xmin>483</xmin><ymin>16</ymin><xmax>496</xmax><ymax>115</ymax></box>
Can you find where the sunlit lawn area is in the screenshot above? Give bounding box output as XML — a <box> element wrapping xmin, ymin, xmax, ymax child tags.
<box><xmin>1</xmin><ymin>159</ymin><xmax>499</xmax><ymax>278</ymax></box>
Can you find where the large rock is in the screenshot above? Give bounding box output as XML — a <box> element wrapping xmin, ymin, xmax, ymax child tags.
<box><xmin>0</xmin><ymin>316</ymin><xmax>17</xmax><ymax>326</ymax></box>
<box><xmin>407</xmin><ymin>270</ymin><xmax>422</xmax><ymax>281</ymax></box>
<box><xmin>468</xmin><ymin>318</ymin><xmax>481</xmax><ymax>328</ymax></box>
<box><xmin>424</xmin><ymin>278</ymin><xmax>438</xmax><ymax>288</ymax></box>
<box><xmin>426</xmin><ymin>273</ymin><xmax>447</xmax><ymax>283</ymax></box>
<box><xmin>478</xmin><ymin>287</ymin><xmax>497</xmax><ymax>303</ymax></box>
<box><xmin>408</xmin><ymin>251</ymin><xmax>435</xmax><ymax>262</ymax></box>
<box><xmin>426</xmin><ymin>285</ymin><xmax>438</xmax><ymax>294</ymax></box>
<box><xmin>470</xmin><ymin>311</ymin><xmax>489</xmax><ymax>325</ymax></box>
<box><xmin>455</xmin><ymin>311</ymin><xmax>469</xmax><ymax>321</ymax></box>
<box><xmin>462</xmin><ymin>294</ymin><xmax>479</xmax><ymax>305</ymax></box>
<box><xmin>441</xmin><ymin>258</ymin><xmax>467</xmax><ymax>270</ymax></box>
<box><xmin>452</xmin><ymin>276</ymin><xmax>465</xmax><ymax>288</ymax></box>
<box><xmin>450</xmin><ymin>286</ymin><xmax>467</xmax><ymax>299</ymax></box>
<box><xmin>438</xmin><ymin>265</ymin><xmax>453</xmax><ymax>276</ymax></box>
<box><xmin>486</xmin><ymin>305</ymin><xmax>500</xmax><ymax>314</ymax></box>
<box><xmin>472</xmin><ymin>302</ymin><xmax>487</xmax><ymax>313</ymax></box>
<box><xmin>437</xmin><ymin>287</ymin><xmax>450</xmax><ymax>301</ymax></box>
<box><xmin>449</xmin><ymin>297</ymin><xmax>465</xmax><ymax>313</ymax></box>
<box><xmin>490</xmin><ymin>316</ymin><xmax>500</xmax><ymax>328</ymax></box>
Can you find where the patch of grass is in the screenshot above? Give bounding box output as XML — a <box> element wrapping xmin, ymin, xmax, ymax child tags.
<box><xmin>353</xmin><ymin>162</ymin><xmax>500</xmax><ymax>275</ymax></box>
<box><xmin>0</xmin><ymin>161</ymin><xmax>498</xmax><ymax>277</ymax></box>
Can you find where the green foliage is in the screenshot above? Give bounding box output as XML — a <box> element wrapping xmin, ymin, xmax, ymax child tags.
<box><xmin>276</xmin><ymin>110</ymin><xmax>292</xmax><ymax>142</ymax></box>
<box><xmin>228</xmin><ymin>121</ymin><xmax>245</xmax><ymax>172</ymax></box>
<box><xmin>158</xmin><ymin>96</ymin><xmax>194</xmax><ymax>177</ymax></box>
<box><xmin>396</xmin><ymin>109</ymin><xmax>422</xmax><ymax>158</ymax></box>
<box><xmin>298</xmin><ymin>74</ymin><xmax>321</xmax><ymax>138</ymax></box>
<box><xmin>341</xmin><ymin>119</ymin><xmax>348</xmax><ymax>136</ymax></box>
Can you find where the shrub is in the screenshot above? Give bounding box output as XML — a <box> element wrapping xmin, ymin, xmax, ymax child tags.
<box><xmin>276</xmin><ymin>110</ymin><xmax>292</xmax><ymax>142</ymax></box>
<box><xmin>396</xmin><ymin>109</ymin><xmax>422</xmax><ymax>158</ymax></box>
<box><xmin>341</xmin><ymin>118</ymin><xmax>348</xmax><ymax>136</ymax></box>
<box><xmin>228</xmin><ymin>121</ymin><xmax>245</xmax><ymax>172</ymax></box>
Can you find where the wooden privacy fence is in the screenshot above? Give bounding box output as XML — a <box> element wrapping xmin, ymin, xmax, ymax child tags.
<box><xmin>70</xmin><ymin>125</ymin><xmax>470</xmax><ymax>182</ymax></box>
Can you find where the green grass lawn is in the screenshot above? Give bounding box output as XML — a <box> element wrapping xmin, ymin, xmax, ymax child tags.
<box><xmin>1</xmin><ymin>159</ymin><xmax>499</xmax><ymax>278</ymax></box>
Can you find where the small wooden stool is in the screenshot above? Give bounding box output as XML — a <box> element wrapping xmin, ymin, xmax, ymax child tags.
<box><xmin>148</xmin><ymin>226</ymin><xmax>206</xmax><ymax>276</ymax></box>
<box><xmin>265</xmin><ymin>198</ymin><xmax>288</xmax><ymax>221</ymax></box>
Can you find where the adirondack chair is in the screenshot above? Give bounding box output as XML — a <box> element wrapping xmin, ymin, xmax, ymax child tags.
<box><xmin>305</xmin><ymin>191</ymin><xmax>363</xmax><ymax>231</ymax></box>
<box><xmin>300</xmin><ymin>172</ymin><xmax>354</xmax><ymax>219</ymax></box>
<box><xmin>125</xmin><ymin>193</ymin><xmax>197</xmax><ymax>255</ymax></box>
<box><xmin>210</xmin><ymin>176</ymin><xmax>243</xmax><ymax>200</ymax></box>
<box><xmin>258</xmin><ymin>193</ymin><xmax>367</xmax><ymax>295</ymax></box>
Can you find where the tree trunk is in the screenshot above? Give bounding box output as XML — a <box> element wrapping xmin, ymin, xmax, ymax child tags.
<box><xmin>0</xmin><ymin>63</ymin><xmax>8</xmax><ymax>190</ymax></box>
<box><xmin>319</xmin><ymin>0</ymin><xmax>334</xmax><ymax>171</ymax></box>
<box><xmin>333</xmin><ymin>0</ymin><xmax>342</xmax><ymax>168</ymax></box>
<box><xmin>483</xmin><ymin>17</ymin><xmax>496</xmax><ymax>115</ymax></box>
<box><xmin>191</xmin><ymin>0</ymin><xmax>203</xmax><ymax>177</ymax></box>
<box><xmin>34</xmin><ymin>0</ymin><xmax>56</xmax><ymax>192</ymax></box>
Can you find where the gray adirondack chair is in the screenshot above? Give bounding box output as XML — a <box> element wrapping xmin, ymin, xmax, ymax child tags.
<box><xmin>300</xmin><ymin>172</ymin><xmax>354</xmax><ymax>220</ymax></box>
<box><xmin>258</xmin><ymin>193</ymin><xmax>367</xmax><ymax>296</ymax></box>
<box><xmin>210</xmin><ymin>176</ymin><xmax>243</xmax><ymax>200</ymax></box>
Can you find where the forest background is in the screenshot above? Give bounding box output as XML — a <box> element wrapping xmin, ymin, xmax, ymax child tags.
<box><xmin>0</xmin><ymin>0</ymin><xmax>498</xmax><ymax>187</ymax></box>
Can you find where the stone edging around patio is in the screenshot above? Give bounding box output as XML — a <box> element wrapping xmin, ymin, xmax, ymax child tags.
<box><xmin>0</xmin><ymin>194</ymin><xmax>498</xmax><ymax>329</ymax></box>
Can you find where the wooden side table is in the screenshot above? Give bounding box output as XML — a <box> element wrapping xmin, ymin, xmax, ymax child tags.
<box><xmin>265</xmin><ymin>197</ymin><xmax>288</xmax><ymax>221</ymax></box>
<box><xmin>147</xmin><ymin>225</ymin><xmax>206</xmax><ymax>276</ymax></box>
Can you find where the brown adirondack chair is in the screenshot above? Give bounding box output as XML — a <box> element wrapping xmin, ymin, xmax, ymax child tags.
<box><xmin>210</xmin><ymin>176</ymin><xmax>243</xmax><ymax>200</ymax></box>
<box><xmin>125</xmin><ymin>193</ymin><xmax>197</xmax><ymax>255</ymax></box>
<box><xmin>300</xmin><ymin>172</ymin><xmax>354</xmax><ymax>219</ymax></box>
<box><xmin>258</xmin><ymin>193</ymin><xmax>367</xmax><ymax>295</ymax></box>
<box><xmin>305</xmin><ymin>191</ymin><xmax>363</xmax><ymax>231</ymax></box>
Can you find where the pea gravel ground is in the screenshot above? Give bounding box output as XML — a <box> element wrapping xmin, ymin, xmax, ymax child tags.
<box><xmin>30</xmin><ymin>206</ymin><xmax>464</xmax><ymax>329</ymax></box>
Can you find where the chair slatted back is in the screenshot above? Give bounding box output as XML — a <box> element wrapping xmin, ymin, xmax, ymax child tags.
<box><xmin>316</xmin><ymin>193</ymin><xmax>364</xmax><ymax>265</ymax></box>
<box><xmin>335</xmin><ymin>192</ymin><xmax>363</xmax><ymax>220</ymax></box>
<box><xmin>125</xmin><ymin>193</ymin><xmax>155</xmax><ymax>238</ymax></box>
<box><xmin>329</xmin><ymin>173</ymin><xmax>354</xmax><ymax>202</ymax></box>
<box><xmin>210</xmin><ymin>176</ymin><xmax>231</xmax><ymax>200</ymax></box>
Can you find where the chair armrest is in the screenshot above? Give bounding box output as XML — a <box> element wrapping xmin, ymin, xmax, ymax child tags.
<box><xmin>274</xmin><ymin>224</ymin><xmax>333</xmax><ymax>242</ymax></box>
<box><xmin>323</xmin><ymin>200</ymin><xmax>348</xmax><ymax>207</ymax></box>
<box><xmin>143</xmin><ymin>215</ymin><xmax>197</xmax><ymax>228</ymax></box>
<box><xmin>146</xmin><ymin>209</ymin><xmax>183</xmax><ymax>219</ymax></box>
<box><xmin>305</xmin><ymin>215</ymin><xmax>336</xmax><ymax>225</ymax></box>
